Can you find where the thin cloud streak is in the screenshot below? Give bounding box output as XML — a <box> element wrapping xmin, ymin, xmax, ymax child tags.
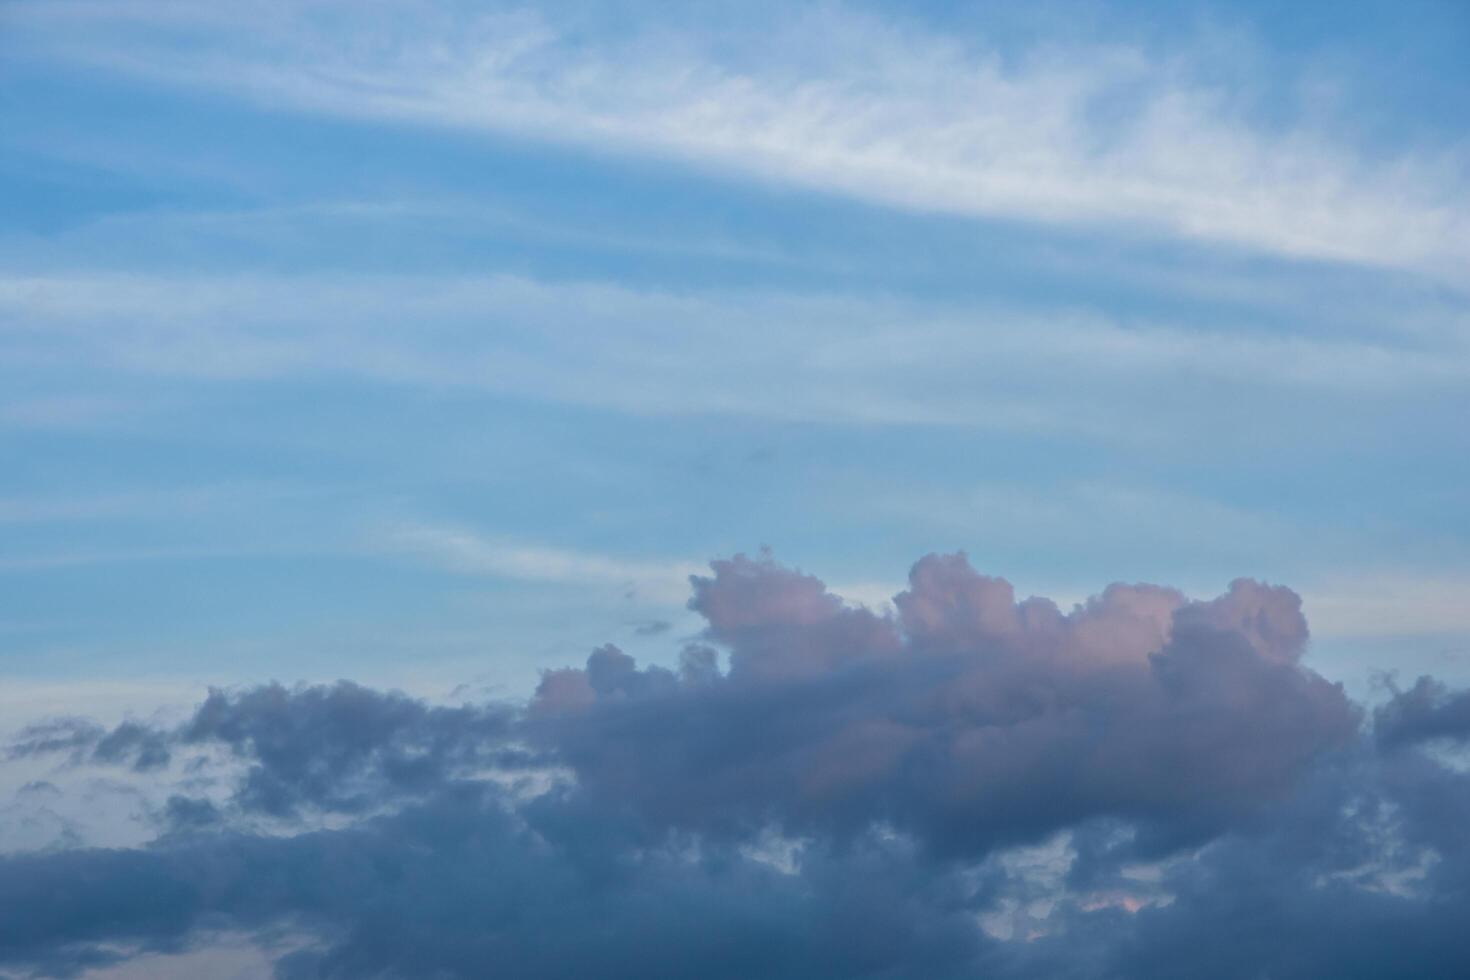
<box><xmin>381</xmin><ymin>523</ymin><xmax>706</xmax><ymax>606</ymax></box>
<box><xmin>1302</xmin><ymin>572</ymin><xmax>1470</xmax><ymax>638</ymax></box>
<box><xmin>379</xmin><ymin>524</ymin><xmax>892</xmax><ymax>613</ymax></box>
<box><xmin>3</xmin><ymin>273</ymin><xmax>1466</xmax><ymax>440</ymax></box>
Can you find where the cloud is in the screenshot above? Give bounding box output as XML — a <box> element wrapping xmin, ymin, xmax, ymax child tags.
<box><xmin>380</xmin><ymin>524</ymin><xmax>705</xmax><ymax>606</ymax></box>
<box><xmin>533</xmin><ymin>553</ymin><xmax>1356</xmax><ymax>856</ymax></box>
<box><xmin>0</xmin><ymin>785</ymin><xmax>998</xmax><ymax>980</ymax></box>
<box><xmin>10</xmin><ymin>2</ymin><xmax>1469</xmax><ymax>279</ymax></box>
<box><xmin>11</xmin><ymin>681</ymin><xmax>522</xmax><ymax>821</ymax></box>
<box><xmin>8</xmin><ymin>551</ymin><xmax>1468</xmax><ymax>977</ymax></box>
<box><xmin>1298</xmin><ymin>572</ymin><xmax>1470</xmax><ymax>638</ymax></box>
<box><xmin>3</xmin><ymin>272</ymin><xmax>1465</xmax><ymax>442</ymax></box>
<box><xmin>1375</xmin><ymin>675</ymin><xmax>1470</xmax><ymax>749</ymax></box>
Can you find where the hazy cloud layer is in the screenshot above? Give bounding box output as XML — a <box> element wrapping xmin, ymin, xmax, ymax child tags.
<box><xmin>3</xmin><ymin>552</ymin><xmax>1468</xmax><ymax>978</ymax></box>
<box><xmin>9</xmin><ymin>273</ymin><xmax>1462</xmax><ymax>440</ymax></box>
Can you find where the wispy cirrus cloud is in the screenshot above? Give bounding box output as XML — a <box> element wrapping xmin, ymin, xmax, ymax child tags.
<box><xmin>377</xmin><ymin>523</ymin><xmax>896</xmax><ymax>613</ymax></box>
<box><xmin>380</xmin><ymin>523</ymin><xmax>706</xmax><ymax>606</ymax></box>
<box><xmin>4</xmin><ymin>272</ymin><xmax>1466</xmax><ymax>439</ymax></box>
<box><xmin>9</xmin><ymin>1</ymin><xmax>1469</xmax><ymax>280</ymax></box>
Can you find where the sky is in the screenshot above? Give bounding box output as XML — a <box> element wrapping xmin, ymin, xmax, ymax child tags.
<box><xmin>1</xmin><ymin>1</ymin><xmax>1469</xmax><ymax>977</ymax></box>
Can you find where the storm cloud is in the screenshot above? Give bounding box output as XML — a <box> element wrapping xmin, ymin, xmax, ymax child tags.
<box><xmin>2</xmin><ymin>552</ymin><xmax>1467</xmax><ymax>978</ymax></box>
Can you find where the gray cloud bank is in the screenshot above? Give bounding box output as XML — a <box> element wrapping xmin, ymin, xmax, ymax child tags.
<box><xmin>4</xmin><ymin>552</ymin><xmax>1469</xmax><ymax>978</ymax></box>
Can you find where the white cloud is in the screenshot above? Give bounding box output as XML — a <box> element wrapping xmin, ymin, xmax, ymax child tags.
<box><xmin>378</xmin><ymin>522</ymin><xmax>902</xmax><ymax>614</ymax></box>
<box><xmin>0</xmin><ymin>677</ymin><xmax>208</xmax><ymax>734</ymax></box>
<box><xmin>379</xmin><ymin>523</ymin><xmax>706</xmax><ymax>606</ymax></box>
<box><xmin>11</xmin><ymin>1</ymin><xmax>1469</xmax><ymax>279</ymax></box>
<box><xmin>79</xmin><ymin>936</ymin><xmax>279</xmax><ymax>980</ymax></box>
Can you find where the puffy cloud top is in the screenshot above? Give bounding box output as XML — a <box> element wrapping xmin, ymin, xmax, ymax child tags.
<box><xmin>536</xmin><ymin>553</ymin><xmax>1354</xmax><ymax>855</ymax></box>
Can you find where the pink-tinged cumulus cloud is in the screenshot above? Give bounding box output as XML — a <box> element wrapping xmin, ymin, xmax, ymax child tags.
<box><xmin>534</xmin><ymin>552</ymin><xmax>1356</xmax><ymax>856</ymax></box>
<box><xmin>3</xmin><ymin>552</ymin><xmax>1468</xmax><ymax>979</ymax></box>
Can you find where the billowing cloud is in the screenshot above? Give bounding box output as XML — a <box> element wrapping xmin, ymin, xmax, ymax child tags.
<box><xmin>2</xmin><ymin>552</ymin><xmax>1468</xmax><ymax>978</ymax></box>
<box><xmin>535</xmin><ymin>553</ymin><xmax>1355</xmax><ymax>856</ymax></box>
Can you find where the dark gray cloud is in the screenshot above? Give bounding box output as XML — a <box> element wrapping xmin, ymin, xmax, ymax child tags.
<box><xmin>179</xmin><ymin>681</ymin><xmax>523</xmax><ymax>817</ymax></box>
<box><xmin>633</xmin><ymin>619</ymin><xmax>673</xmax><ymax>636</ymax></box>
<box><xmin>11</xmin><ymin>681</ymin><xmax>524</xmax><ymax>821</ymax></box>
<box><xmin>0</xmin><ymin>786</ymin><xmax>994</xmax><ymax>980</ymax></box>
<box><xmin>7</xmin><ymin>719</ymin><xmax>105</xmax><ymax>763</ymax></box>
<box><xmin>3</xmin><ymin>552</ymin><xmax>1468</xmax><ymax>979</ymax></box>
<box><xmin>1375</xmin><ymin>675</ymin><xmax>1470</xmax><ymax>748</ymax></box>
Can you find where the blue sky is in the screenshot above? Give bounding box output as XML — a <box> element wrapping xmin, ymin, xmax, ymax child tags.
<box><xmin>2</xmin><ymin>0</ymin><xmax>1468</xmax><ymax>720</ymax></box>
